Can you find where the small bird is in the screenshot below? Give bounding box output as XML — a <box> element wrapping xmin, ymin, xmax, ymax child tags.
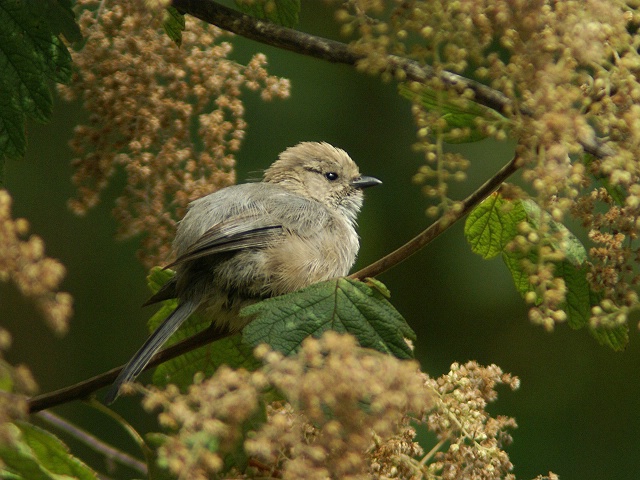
<box><xmin>105</xmin><ymin>142</ymin><xmax>381</xmax><ymax>403</ymax></box>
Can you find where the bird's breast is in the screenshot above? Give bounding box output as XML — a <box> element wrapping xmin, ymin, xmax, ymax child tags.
<box><xmin>263</xmin><ymin>219</ymin><xmax>359</xmax><ymax>296</ymax></box>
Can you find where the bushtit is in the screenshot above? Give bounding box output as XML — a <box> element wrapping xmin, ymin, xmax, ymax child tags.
<box><xmin>105</xmin><ymin>142</ymin><xmax>381</xmax><ymax>403</ymax></box>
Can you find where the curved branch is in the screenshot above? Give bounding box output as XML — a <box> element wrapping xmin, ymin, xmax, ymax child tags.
<box><xmin>171</xmin><ymin>0</ymin><xmax>613</xmax><ymax>159</ymax></box>
<box><xmin>350</xmin><ymin>155</ymin><xmax>522</xmax><ymax>279</ymax></box>
<box><xmin>28</xmin><ymin>326</ymin><xmax>230</xmax><ymax>413</ymax></box>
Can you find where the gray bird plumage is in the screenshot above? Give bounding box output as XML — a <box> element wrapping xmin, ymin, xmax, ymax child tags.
<box><xmin>105</xmin><ymin>142</ymin><xmax>381</xmax><ymax>403</ymax></box>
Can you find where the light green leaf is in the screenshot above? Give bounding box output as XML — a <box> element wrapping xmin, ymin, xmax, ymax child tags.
<box><xmin>501</xmin><ymin>250</ymin><xmax>535</xmax><ymax>297</ymax></box>
<box><xmin>241</xmin><ymin>278</ymin><xmax>415</xmax><ymax>360</ymax></box>
<box><xmin>520</xmin><ymin>199</ymin><xmax>587</xmax><ymax>266</ymax></box>
<box><xmin>234</xmin><ymin>0</ymin><xmax>300</xmax><ymax>28</ymax></box>
<box><xmin>0</xmin><ymin>422</ymin><xmax>98</xmax><ymax>480</ymax></box>
<box><xmin>464</xmin><ymin>192</ymin><xmax>526</xmax><ymax>259</ymax></box>
<box><xmin>147</xmin><ymin>266</ymin><xmax>175</xmax><ymax>295</ymax></box>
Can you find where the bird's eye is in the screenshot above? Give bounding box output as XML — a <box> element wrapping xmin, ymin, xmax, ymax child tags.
<box><xmin>325</xmin><ymin>172</ymin><xmax>339</xmax><ymax>181</ymax></box>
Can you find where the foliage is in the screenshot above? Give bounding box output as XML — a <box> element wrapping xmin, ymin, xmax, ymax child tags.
<box><xmin>464</xmin><ymin>192</ymin><xmax>628</xmax><ymax>350</ymax></box>
<box><xmin>234</xmin><ymin>0</ymin><xmax>300</xmax><ymax>28</ymax></box>
<box><xmin>0</xmin><ymin>0</ymin><xmax>77</xmax><ymax>168</ymax></box>
<box><xmin>0</xmin><ymin>422</ymin><xmax>97</xmax><ymax>480</ymax></box>
<box><xmin>3</xmin><ymin>0</ymin><xmax>640</xmax><ymax>479</ymax></box>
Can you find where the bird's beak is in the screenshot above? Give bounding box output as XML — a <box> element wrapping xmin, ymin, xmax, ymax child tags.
<box><xmin>351</xmin><ymin>175</ymin><xmax>382</xmax><ymax>189</ymax></box>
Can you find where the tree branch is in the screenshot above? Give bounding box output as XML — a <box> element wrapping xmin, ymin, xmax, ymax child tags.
<box><xmin>27</xmin><ymin>326</ymin><xmax>230</xmax><ymax>413</ymax></box>
<box><xmin>36</xmin><ymin>410</ymin><xmax>148</xmax><ymax>475</ymax></box>
<box><xmin>350</xmin><ymin>155</ymin><xmax>522</xmax><ymax>279</ymax></box>
<box><xmin>28</xmin><ymin>2</ymin><xmax>612</xmax><ymax>413</ymax></box>
<box><xmin>171</xmin><ymin>0</ymin><xmax>614</xmax><ymax>159</ymax></box>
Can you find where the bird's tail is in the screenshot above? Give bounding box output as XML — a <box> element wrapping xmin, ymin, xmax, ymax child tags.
<box><xmin>104</xmin><ymin>299</ymin><xmax>199</xmax><ymax>404</ymax></box>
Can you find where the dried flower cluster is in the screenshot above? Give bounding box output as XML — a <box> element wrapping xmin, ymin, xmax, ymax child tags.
<box><xmin>144</xmin><ymin>333</ymin><xmax>433</xmax><ymax>479</ymax></box>
<box><xmin>334</xmin><ymin>1</ymin><xmax>640</xmax><ymax>331</ymax></box>
<box><xmin>59</xmin><ymin>1</ymin><xmax>290</xmax><ymax>267</ymax></box>
<box><xmin>142</xmin><ymin>333</ymin><xmax>533</xmax><ymax>479</ymax></box>
<box><xmin>0</xmin><ymin>190</ymin><xmax>73</xmax><ymax>334</ymax></box>
<box><xmin>246</xmin><ymin>333</ymin><xmax>431</xmax><ymax>479</ymax></box>
<box><xmin>425</xmin><ymin>361</ymin><xmax>520</xmax><ymax>479</ymax></box>
<box><xmin>143</xmin><ymin>366</ymin><xmax>263</xmax><ymax>478</ymax></box>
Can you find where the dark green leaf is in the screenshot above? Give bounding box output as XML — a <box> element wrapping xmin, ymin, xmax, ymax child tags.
<box><xmin>234</xmin><ymin>0</ymin><xmax>300</xmax><ymax>28</ymax></box>
<box><xmin>0</xmin><ymin>0</ymin><xmax>73</xmax><ymax>161</ymax></box>
<box><xmin>0</xmin><ymin>422</ymin><xmax>98</xmax><ymax>480</ymax></box>
<box><xmin>555</xmin><ymin>262</ymin><xmax>591</xmax><ymax>329</ymax></box>
<box><xmin>35</xmin><ymin>0</ymin><xmax>82</xmax><ymax>43</ymax></box>
<box><xmin>163</xmin><ymin>6</ymin><xmax>185</xmax><ymax>47</ymax></box>
<box><xmin>588</xmin><ymin>323</ymin><xmax>629</xmax><ymax>352</ymax></box>
<box><xmin>152</xmin><ymin>333</ymin><xmax>260</xmax><ymax>389</ymax></box>
<box><xmin>0</xmin><ymin>84</ymin><xmax>26</xmax><ymax>160</ymax></box>
<box><xmin>241</xmin><ymin>278</ymin><xmax>415</xmax><ymax>360</ymax></box>
<box><xmin>501</xmin><ymin>250</ymin><xmax>535</xmax><ymax>297</ymax></box>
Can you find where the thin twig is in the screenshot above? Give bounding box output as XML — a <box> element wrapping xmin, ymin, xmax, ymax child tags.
<box><xmin>36</xmin><ymin>410</ymin><xmax>148</xmax><ymax>475</ymax></box>
<box><xmin>27</xmin><ymin>326</ymin><xmax>231</xmax><ymax>413</ymax></box>
<box><xmin>351</xmin><ymin>155</ymin><xmax>521</xmax><ymax>279</ymax></box>
<box><xmin>171</xmin><ymin>0</ymin><xmax>614</xmax><ymax>159</ymax></box>
<box><xmin>420</xmin><ymin>437</ymin><xmax>448</xmax><ymax>466</ymax></box>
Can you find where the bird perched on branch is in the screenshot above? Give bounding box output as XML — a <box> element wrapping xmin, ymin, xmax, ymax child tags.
<box><xmin>105</xmin><ymin>141</ymin><xmax>381</xmax><ymax>403</ymax></box>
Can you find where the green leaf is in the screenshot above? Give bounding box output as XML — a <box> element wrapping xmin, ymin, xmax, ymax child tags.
<box><xmin>147</xmin><ymin>266</ymin><xmax>175</xmax><ymax>295</ymax></box>
<box><xmin>588</xmin><ymin>323</ymin><xmax>629</xmax><ymax>352</ymax></box>
<box><xmin>145</xmin><ymin>275</ymin><xmax>414</xmax><ymax>388</ymax></box>
<box><xmin>163</xmin><ymin>6</ymin><xmax>185</xmax><ymax>47</ymax></box>
<box><xmin>555</xmin><ymin>262</ymin><xmax>591</xmax><ymax>329</ymax></box>
<box><xmin>241</xmin><ymin>278</ymin><xmax>415</xmax><ymax>360</ymax></box>
<box><xmin>35</xmin><ymin>0</ymin><xmax>82</xmax><ymax>43</ymax></box>
<box><xmin>0</xmin><ymin>0</ymin><xmax>74</xmax><ymax>161</ymax></box>
<box><xmin>399</xmin><ymin>83</ymin><xmax>509</xmax><ymax>143</ymax></box>
<box><xmin>501</xmin><ymin>250</ymin><xmax>535</xmax><ymax>296</ymax></box>
<box><xmin>234</xmin><ymin>0</ymin><xmax>300</xmax><ymax>28</ymax></box>
<box><xmin>0</xmin><ymin>422</ymin><xmax>98</xmax><ymax>480</ymax></box>
<box><xmin>466</xmin><ymin>193</ymin><xmax>628</xmax><ymax>350</ymax></box>
<box><xmin>520</xmin><ymin>199</ymin><xmax>587</xmax><ymax>266</ymax></box>
<box><xmin>464</xmin><ymin>192</ymin><xmax>526</xmax><ymax>259</ymax></box>
<box><xmin>153</xmin><ymin>333</ymin><xmax>260</xmax><ymax>390</ymax></box>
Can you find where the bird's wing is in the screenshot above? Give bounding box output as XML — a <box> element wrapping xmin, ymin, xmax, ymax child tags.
<box><xmin>165</xmin><ymin>214</ymin><xmax>284</xmax><ymax>270</ymax></box>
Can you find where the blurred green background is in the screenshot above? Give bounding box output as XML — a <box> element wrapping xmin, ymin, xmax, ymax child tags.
<box><xmin>2</xmin><ymin>3</ymin><xmax>640</xmax><ymax>478</ymax></box>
